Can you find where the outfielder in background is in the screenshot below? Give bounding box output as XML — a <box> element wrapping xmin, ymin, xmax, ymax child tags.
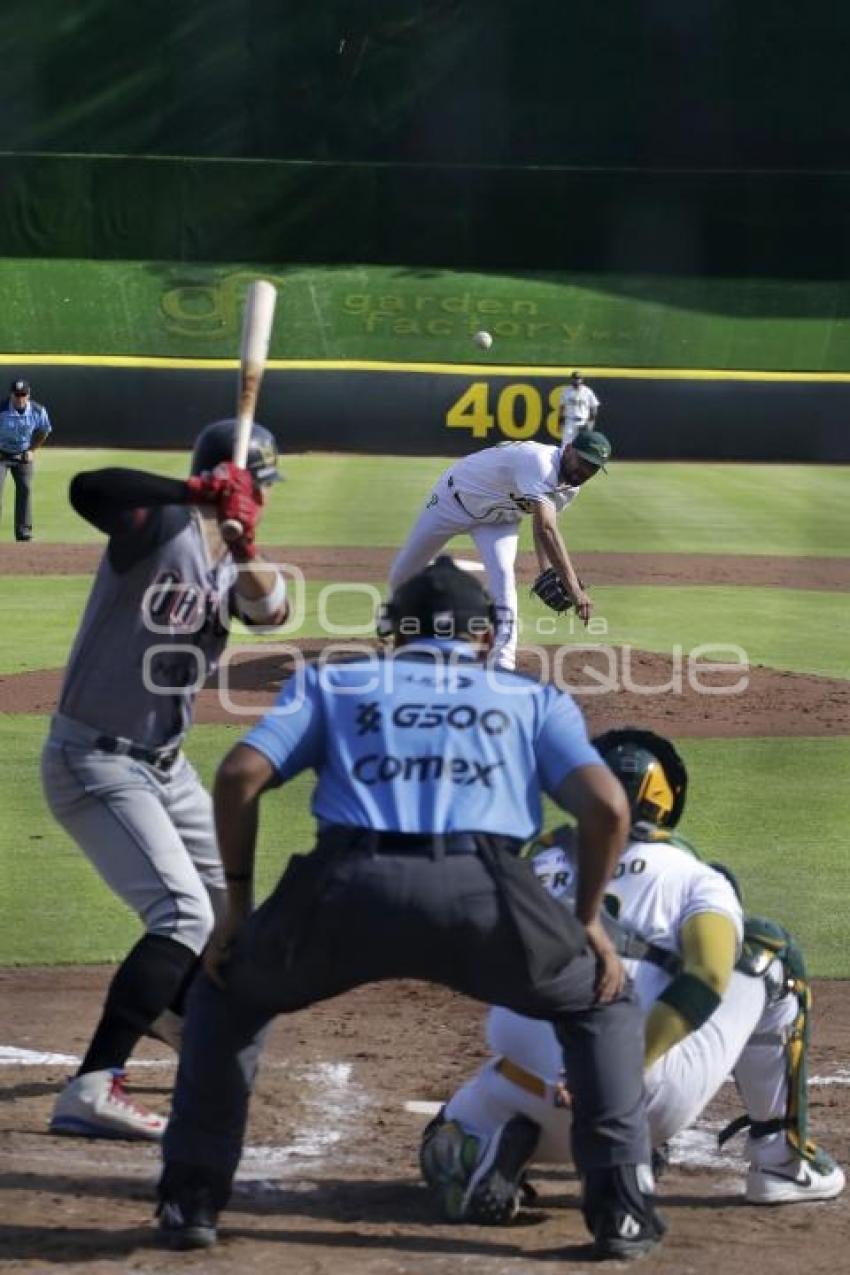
<box><xmin>388</xmin><ymin>429</ymin><xmax>611</xmax><ymax>670</ymax></box>
<box><xmin>420</xmin><ymin>728</ymin><xmax>845</xmax><ymax>1220</ymax></box>
<box><xmin>557</xmin><ymin>371</ymin><xmax>600</xmax><ymax>445</ymax></box>
<box><xmin>42</xmin><ymin>419</ymin><xmax>289</xmax><ymax>1141</ymax></box>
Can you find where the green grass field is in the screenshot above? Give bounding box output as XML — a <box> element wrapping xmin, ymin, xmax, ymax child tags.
<box><xmin>3</xmin><ymin>577</ymin><xmax>847</xmax><ymax>681</ymax></box>
<box><xmin>17</xmin><ymin>449</ymin><xmax>850</xmax><ymax>556</ymax></box>
<box><xmin>1</xmin><ymin>716</ymin><xmax>846</xmax><ymax>972</ymax></box>
<box><xmin>1</xmin><ymin>450</ymin><xmax>848</xmax><ymax>973</ymax></box>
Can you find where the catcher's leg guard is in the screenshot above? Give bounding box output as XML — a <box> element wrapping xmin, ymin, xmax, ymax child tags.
<box><xmin>725</xmin><ymin>921</ymin><xmax>845</xmax><ymax>1204</ymax></box>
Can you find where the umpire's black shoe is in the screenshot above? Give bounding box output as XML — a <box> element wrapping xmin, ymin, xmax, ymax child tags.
<box><xmin>157</xmin><ymin>1186</ymin><xmax>218</xmax><ymax>1250</ymax></box>
<box><xmin>156</xmin><ymin>1163</ymin><xmax>229</xmax><ymax>1250</ymax></box>
<box><xmin>584</xmin><ymin>1163</ymin><xmax>667</xmax><ymax>1261</ymax></box>
<box><xmin>463</xmin><ymin>1114</ymin><xmax>541</xmax><ymax>1223</ymax></box>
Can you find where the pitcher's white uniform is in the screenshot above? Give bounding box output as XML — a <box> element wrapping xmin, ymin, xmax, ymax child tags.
<box><xmin>441</xmin><ymin>834</ymin><xmax>841</xmax><ymax>1197</ymax></box>
<box><xmin>389</xmin><ymin>442</ymin><xmax>578</xmax><ymax>670</ymax></box>
<box><xmin>559</xmin><ymin>382</ymin><xmax>600</xmax><ymax>443</ymax></box>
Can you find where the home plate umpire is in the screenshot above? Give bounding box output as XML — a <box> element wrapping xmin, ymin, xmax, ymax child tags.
<box><xmin>157</xmin><ymin>556</ymin><xmax>665</xmax><ymax>1261</ymax></box>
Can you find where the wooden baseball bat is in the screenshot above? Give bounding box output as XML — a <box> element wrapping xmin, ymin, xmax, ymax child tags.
<box><xmin>220</xmin><ymin>279</ymin><xmax>278</xmax><ymax>539</ymax></box>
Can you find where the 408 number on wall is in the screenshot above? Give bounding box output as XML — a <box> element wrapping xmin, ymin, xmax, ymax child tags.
<box><xmin>446</xmin><ymin>381</ymin><xmax>565</xmax><ymax>441</ymax></box>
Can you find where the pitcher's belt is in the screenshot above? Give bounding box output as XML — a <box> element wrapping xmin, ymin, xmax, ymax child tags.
<box><xmin>495</xmin><ymin>1056</ymin><xmax>547</xmax><ymax>1099</ymax></box>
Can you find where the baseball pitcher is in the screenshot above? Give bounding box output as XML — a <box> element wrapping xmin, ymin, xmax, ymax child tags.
<box><xmin>389</xmin><ymin>430</ymin><xmax>611</xmax><ymax>670</ymax></box>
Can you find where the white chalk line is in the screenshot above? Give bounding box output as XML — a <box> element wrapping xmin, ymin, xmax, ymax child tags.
<box><xmin>405</xmin><ymin>1100</ymin><xmax>443</xmax><ymax>1116</ymax></box>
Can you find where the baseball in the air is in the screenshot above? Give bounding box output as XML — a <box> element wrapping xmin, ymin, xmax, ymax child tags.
<box><xmin>473</xmin><ymin>329</ymin><xmax>493</xmax><ymax>351</ymax></box>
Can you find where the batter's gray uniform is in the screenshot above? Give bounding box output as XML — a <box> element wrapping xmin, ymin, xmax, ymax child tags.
<box><xmin>42</xmin><ymin>504</ymin><xmax>237</xmax><ymax>954</ymax></box>
<box><xmin>43</xmin><ymin>442</ymin><xmax>285</xmax><ymax>1141</ymax></box>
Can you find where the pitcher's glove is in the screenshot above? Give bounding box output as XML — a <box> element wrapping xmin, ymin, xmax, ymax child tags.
<box><xmin>530</xmin><ymin>567</ymin><xmax>582</xmax><ymax>613</ymax></box>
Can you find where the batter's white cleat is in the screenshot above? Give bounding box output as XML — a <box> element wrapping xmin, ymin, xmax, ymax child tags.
<box><xmin>746</xmin><ymin>1147</ymin><xmax>845</xmax><ymax>1204</ymax></box>
<box><xmin>49</xmin><ymin>1068</ymin><xmax>167</xmax><ymax>1140</ymax></box>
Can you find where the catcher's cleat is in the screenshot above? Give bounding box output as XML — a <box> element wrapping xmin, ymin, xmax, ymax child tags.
<box><xmin>746</xmin><ymin>1145</ymin><xmax>845</xmax><ymax>1205</ymax></box>
<box><xmin>157</xmin><ymin>1187</ymin><xmax>219</xmax><ymax>1250</ymax></box>
<box><xmin>419</xmin><ymin>1112</ymin><xmax>482</xmax><ymax>1220</ymax></box>
<box><xmin>49</xmin><ymin>1068</ymin><xmax>166</xmax><ymax>1141</ymax></box>
<box><xmin>461</xmin><ymin>1114</ymin><xmax>541</xmax><ymax>1224</ymax></box>
<box><xmin>584</xmin><ymin>1163</ymin><xmax>666</xmax><ymax>1262</ymax></box>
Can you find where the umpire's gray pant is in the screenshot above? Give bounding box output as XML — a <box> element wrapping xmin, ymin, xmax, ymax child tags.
<box><xmin>163</xmin><ymin>838</ymin><xmax>650</xmax><ymax>1197</ymax></box>
<box><xmin>0</xmin><ymin>457</ymin><xmax>34</xmax><ymax>539</ymax></box>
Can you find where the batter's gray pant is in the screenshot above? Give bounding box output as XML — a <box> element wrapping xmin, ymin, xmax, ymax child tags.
<box><xmin>0</xmin><ymin>456</ymin><xmax>34</xmax><ymax>539</ymax></box>
<box><xmin>164</xmin><ymin>836</ymin><xmax>650</xmax><ymax>1195</ymax></box>
<box><xmin>41</xmin><ymin>714</ymin><xmax>226</xmax><ymax>954</ymax></box>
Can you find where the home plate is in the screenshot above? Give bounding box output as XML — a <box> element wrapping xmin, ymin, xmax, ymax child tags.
<box><xmin>453</xmin><ymin>559</ymin><xmax>485</xmax><ymax>572</ymax></box>
<box><xmin>404</xmin><ymin>1100</ymin><xmax>443</xmax><ymax>1116</ymax></box>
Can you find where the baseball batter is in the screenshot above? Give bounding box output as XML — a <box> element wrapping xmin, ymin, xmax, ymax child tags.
<box><xmin>557</xmin><ymin>371</ymin><xmax>600</xmax><ymax>444</ymax></box>
<box><xmin>42</xmin><ymin>419</ymin><xmax>289</xmax><ymax>1141</ymax></box>
<box><xmin>388</xmin><ymin>430</ymin><xmax>611</xmax><ymax>670</ymax></box>
<box><xmin>421</xmin><ymin>728</ymin><xmax>844</xmax><ymax>1216</ymax></box>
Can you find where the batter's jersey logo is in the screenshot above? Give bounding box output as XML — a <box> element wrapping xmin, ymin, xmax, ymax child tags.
<box><xmin>143</xmin><ymin>570</ymin><xmax>226</xmax><ymax>636</ymax></box>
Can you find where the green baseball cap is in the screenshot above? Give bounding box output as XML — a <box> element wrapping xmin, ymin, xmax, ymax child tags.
<box><xmin>572</xmin><ymin>428</ymin><xmax>612</xmax><ymax>472</ymax></box>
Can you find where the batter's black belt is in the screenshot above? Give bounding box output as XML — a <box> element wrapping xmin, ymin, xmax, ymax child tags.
<box><xmin>319</xmin><ymin>826</ymin><xmax>524</xmax><ymax>857</ymax></box>
<box><xmin>95</xmin><ymin>734</ymin><xmax>181</xmax><ymax>772</ymax></box>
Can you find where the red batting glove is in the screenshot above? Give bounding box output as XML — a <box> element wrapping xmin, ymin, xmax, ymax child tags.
<box><xmin>212</xmin><ymin>462</ymin><xmax>265</xmax><ymax>504</ymax></box>
<box><xmin>218</xmin><ymin>470</ymin><xmax>261</xmax><ymax>550</ymax></box>
<box><xmin>185</xmin><ymin>471</ymin><xmax>230</xmax><ymax>504</ymax></box>
<box><xmin>226</xmin><ymin>526</ymin><xmax>258</xmax><ymax>562</ymax></box>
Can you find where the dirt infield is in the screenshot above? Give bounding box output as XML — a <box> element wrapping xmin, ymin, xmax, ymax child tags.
<box><xmin>3</xmin><ymin>543</ymin><xmax>850</xmax><ymax>591</ymax></box>
<box><xmin>5</xmin><ymin>644</ymin><xmax>850</xmax><ymax>737</ymax></box>
<box><xmin>3</xmin><ymin>969</ymin><xmax>849</xmax><ymax>1274</ymax></box>
<box><xmin>3</xmin><ymin>542</ymin><xmax>849</xmax><ymax>1273</ymax></box>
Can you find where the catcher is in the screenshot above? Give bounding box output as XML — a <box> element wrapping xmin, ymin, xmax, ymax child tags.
<box><xmin>388</xmin><ymin>429</ymin><xmax>610</xmax><ymax>670</ymax></box>
<box><xmin>419</xmin><ymin>728</ymin><xmax>845</xmax><ymax>1222</ymax></box>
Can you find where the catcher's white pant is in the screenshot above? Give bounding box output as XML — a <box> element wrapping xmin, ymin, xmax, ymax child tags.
<box><xmin>41</xmin><ymin>713</ymin><xmax>226</xmax><ymax>955</ymax></box>
<box><xmin>388</xmin><ymin>472</ymin><xmax>521</xmax><ymax>669</ymax></box>
<box><xmin>444</xmin><ymin>970</ymin><xmax>797</xmax><ymax>1164</ymax></box>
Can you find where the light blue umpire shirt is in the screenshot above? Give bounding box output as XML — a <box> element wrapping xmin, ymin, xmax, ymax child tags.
<box><xmin>0</xmin><ymin>396</ymin><xmax>52</xmax><ymax>454</ymax></box>
<box><xmin>243</xmin><ymin>638</ymin><xmax>602</xmax><ymax>837</ymax></box>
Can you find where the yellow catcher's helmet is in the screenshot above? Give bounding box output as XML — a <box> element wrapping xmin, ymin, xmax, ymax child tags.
<box><xmin>592</xmin><ymin>727</ymin><xmax>688</xmax><ymax>828</ymax></box>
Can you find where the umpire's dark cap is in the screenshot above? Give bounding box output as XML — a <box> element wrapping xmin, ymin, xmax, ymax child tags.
<box><xmin>383</xmin><ymin>556</ymin><xmax>495</xmax><ymax>640</ymax></box>
<box><xmin>10</xmin><ymin>378</ymin><xmax>30</xmax><ymax>395</ymax></box>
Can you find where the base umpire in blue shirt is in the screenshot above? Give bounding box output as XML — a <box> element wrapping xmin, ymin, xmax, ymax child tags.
<box><xmin>0</xmin><ymin>377</ymin><xmax>52</xmax><ymax>541</ymax></box>
<box><xmin>157</xmin><ymin>556</ymin><xmax>665</xmax><ymax>1261</ymax></box>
